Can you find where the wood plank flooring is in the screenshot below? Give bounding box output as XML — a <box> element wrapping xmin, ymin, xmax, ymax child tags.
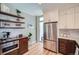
<box><xmin>24</xmin><ymin>42</ymin><xmax>62</xmax><ymax>55</ymax></box>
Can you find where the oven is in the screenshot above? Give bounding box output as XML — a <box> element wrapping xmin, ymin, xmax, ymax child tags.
<box><xmin>0</xmin><ymin>40</ymin><xmax>19</xmax><ymax>55</ymax></box>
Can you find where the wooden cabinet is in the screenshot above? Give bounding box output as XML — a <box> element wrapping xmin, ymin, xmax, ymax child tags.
<box><xmin>18</xmin><ymin>37</ymin><xmax>28</xmax><ymax>55</ymax></box>
<box><xmin>58</xmin><ymin>38</ymin><xmax>76</xmax><ymax>55</ymax></box>
<box><xmin>4</xmin><ymin>37</ymin><xmax>28</xmax><ymax>55</ymax></box>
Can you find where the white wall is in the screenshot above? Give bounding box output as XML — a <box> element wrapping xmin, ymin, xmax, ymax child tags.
<box><xmin>22</xmin><ymin>13</ymin><xmax>36</xmax><ymax>44</ymax></box>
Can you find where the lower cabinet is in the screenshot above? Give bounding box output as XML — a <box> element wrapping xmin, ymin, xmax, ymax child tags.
<box><xmin>58</xmin><ymin>38</ymin><xmax>76</xmax><ymax>55</ymax></box>
<box><xmin>18</xmin><ymin>37</ymin><xmax>28</xmax><ymax>55</ymax></box>
<box><xmin>5</xmin><ymin>37</ymin><xmax>28</xmax><ymax>55</ymax></box>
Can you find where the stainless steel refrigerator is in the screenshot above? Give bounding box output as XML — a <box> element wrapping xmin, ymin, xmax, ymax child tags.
<box><xmin>43</xmin><ymin>22</ymin><xmax>58</xmax><ymax>53</ymax></box>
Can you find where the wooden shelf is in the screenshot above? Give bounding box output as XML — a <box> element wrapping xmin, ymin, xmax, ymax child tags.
<box><xmin>0</xmin><ymin>11</ymin><xmax>24</xmax><ymax>19</ymax></box>
<box><xmin>0</xmin><ymin>27</ymin><xmax>25</xmax><ymax>29</ymax></box>
<box><xmin>0</xmin><ymin>19</ymin><xmax>25</xmax><ymax>24</ymax></box>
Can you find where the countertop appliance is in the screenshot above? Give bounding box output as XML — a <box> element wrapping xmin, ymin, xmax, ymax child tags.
<box><xmin>2</xmin><ymin>32</ymin><xmax>10</xmax><ymax>38</ymax></box>
<box><xmin>43</xmin><ymin>22</ymin><xmax>58</xmax><ymax>53</ymax></box>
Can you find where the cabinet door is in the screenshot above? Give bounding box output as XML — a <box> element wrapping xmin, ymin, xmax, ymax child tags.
<box><xmin>19</xmin><ymin>38</ymin><xmax>28</xmax><ymax>54</ymax></box>
<box><xmin>44</xmin><ymin>10</ymin><xmax>58</xmax><ymax>22</ymax></box>
<box><xmin>19</xmin><ymin>38</ymin><xmax>28</xmax><ymax>49</ymax></box>
<box><xmin>59</xmin><ymin>8</ymin><xmax>74</xmax><ymax>29</ymax></box>
<box><xmin>44</xmin><ymin>12</ymin><xmax>50</xmax><ymax>22</ymax></box>
<box><xmin>49</xmin><ymin>10</ymin><xmax>58</xmax><ymax>22</ymax></box>
<box><xmin>66</xmin><ymin>8</ymin><xmax>74</xmax><ymax>29</ymax></box>
<box><xmin>74</xmin><ymin>7</ymin><xmax>79</xmax><ymax>29</ymax></box>
<box><xmin>59</xmin><ymin>14</ymin><xmax>66</xmax><ymax>29</ymax></box>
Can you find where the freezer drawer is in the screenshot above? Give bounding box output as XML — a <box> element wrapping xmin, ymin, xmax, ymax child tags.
<box><xmin>44</xmin><ymin>40</ymin><xmax>57</xmax><ymax>52</ymax></box>
<box><xmin>44</xmin><ymin>40</ymin><xmax>51</xmax><ymax>50</ymax></box>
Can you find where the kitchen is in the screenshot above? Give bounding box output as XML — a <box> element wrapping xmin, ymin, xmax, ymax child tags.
<box><xmin>0</xmin><ymin>3</ymin><xmax>79</xmax><ymax>55</ymax></box>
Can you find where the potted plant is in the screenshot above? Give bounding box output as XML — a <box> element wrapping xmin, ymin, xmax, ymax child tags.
<box><xmin>28</xmin><ymin>33</ymin><xmax>32</xmax><ymax>40</ymax></box>
<box><xmin>16</xmin><ymin>9</ymin><xmax>21</xmax><ymax>16</ymax></box>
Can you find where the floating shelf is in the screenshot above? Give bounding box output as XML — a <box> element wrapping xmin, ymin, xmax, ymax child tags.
<box><xmin>0</xmin><ymin>11</ymin><xmax>24</xmax><ymax>19</ymax></box>
<box><xmin>0</xmin><ymin>27</ymin><xmax>25</xmax><ymax>29</ymax></box>
<box><xmin>0</xmin><ymin>19</ymin><xmax>25</xmax><ymax>24</ymax></box>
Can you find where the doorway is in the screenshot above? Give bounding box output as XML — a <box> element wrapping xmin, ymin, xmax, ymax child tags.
<box><xmin>39</xmin><ymin>16</ymin><xmax>44</xmax><ymax>42</ymax></box>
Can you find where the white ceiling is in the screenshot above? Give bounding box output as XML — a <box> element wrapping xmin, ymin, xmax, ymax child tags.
<box><xmin>42</xmin><ymin>3</ymin><xmax>79</xmax><ymax>11</ymax></box>
<box><xmin>5</xmin><ymin>3</ymin><xmax>79</xmax><ymax>16</ymax></box>
<box><xmin>6</xmin><ymin>3</ymin><xmax>43</xmax><ymax>16</ymax></box>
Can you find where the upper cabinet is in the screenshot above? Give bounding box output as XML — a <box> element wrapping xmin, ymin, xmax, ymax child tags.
<box><xmin>58</xmin><ymin>8</ymin><xmax>74</xmax><ymax>29</ymax></box>
<box><xmin>44</xmin><ymin>9</ymin><xmax>59</xmax><ymax>23</ymax></box>
<box><xmin>44</xmin><ymin>12</ymin><xmax>50</xmax><ymax>22</ymax></box>
<box><xmin>66</xmin><ymin>8</ymin><xmax>74</xmax><ymax>29</ymax></box>
<box><xmin>44</xmin><ymin>5</ymin><xmax>79</xmax><ymax>29</ymax></box>
<box><xmin>49</xmin><ymin>10</ymin><xmax>58</xmax><ymax>22</ymax></box>
<box><xmin>74</xmin><ymin>6</ymin><xmax>79</xmax><ymax>29</ymax></box>
<box><xmin>58</xmin><ymin>9</ymin><xmax>67</xmax><ymax>29</ymax></box>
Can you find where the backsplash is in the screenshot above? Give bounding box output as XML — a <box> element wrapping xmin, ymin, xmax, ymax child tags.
<box><xmin>59</xmin><ymin>29</ymin><xmax>71</xmax><ymax>38</ymax></box>
<box><xmin>59</xmin><ymin>29</ymin><xmax>79</xmax><ymax>43</ymax></box>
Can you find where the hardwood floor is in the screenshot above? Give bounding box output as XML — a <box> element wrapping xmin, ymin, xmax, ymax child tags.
<box><xmin>24</xmin><ymin>42</ymin><xmax>62</xmax><ymax>55</ymax></box>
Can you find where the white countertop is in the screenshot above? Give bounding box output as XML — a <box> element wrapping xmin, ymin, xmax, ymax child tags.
<box><xmin>58</xmin><ymin>37</ymin><xmax>79</xmax><ymax>44</ymax></box>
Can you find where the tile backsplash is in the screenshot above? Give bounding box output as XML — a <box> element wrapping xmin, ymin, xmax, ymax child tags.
<box><xmin>59</xmin><ymin>29</ymin><xmax>71</xmax><ymax>38</ymax></box>
<box><xmin>59</xmin><ymin>29</ymin><xmax>79</xmax><ymax>43</ymax></box>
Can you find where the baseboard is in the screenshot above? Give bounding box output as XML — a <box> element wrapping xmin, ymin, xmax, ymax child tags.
<box><xmin>28</xmin><ymin>41</ymin><xmax>36</xmax><ymax>46</ymax></box>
